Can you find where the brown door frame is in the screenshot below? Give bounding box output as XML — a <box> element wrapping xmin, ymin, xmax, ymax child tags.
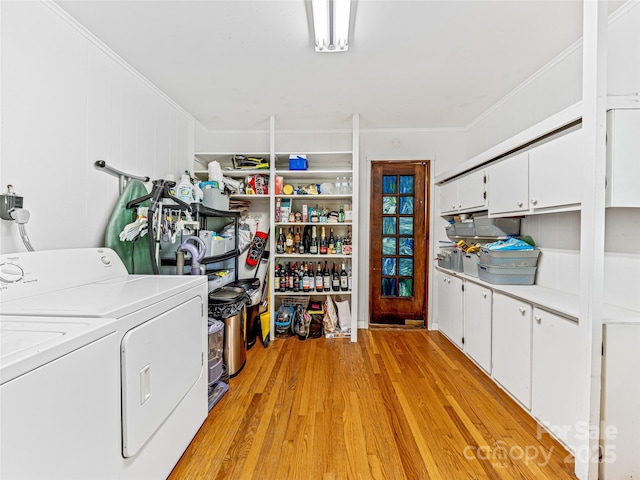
<box><xmin>368</xmin><ymin>160</ymin><xmax>431</xmax><ymax>327</ymax></box>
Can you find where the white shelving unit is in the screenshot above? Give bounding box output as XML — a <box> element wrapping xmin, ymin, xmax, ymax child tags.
<box><xmin>193</xmin><ymin>115</ymin><xmax>360</xmax><ymax>342</ymax></box>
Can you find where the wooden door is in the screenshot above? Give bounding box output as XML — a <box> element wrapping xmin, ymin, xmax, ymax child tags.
<box><xmin>369</xmin><ymin>161</ymin><xmax>429</xmax><ymax>325</ymax></box>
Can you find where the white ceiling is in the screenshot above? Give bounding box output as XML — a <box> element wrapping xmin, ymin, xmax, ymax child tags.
<box><xmin>55</xmin><ymin>0</ymin><xmax>599</xmax><ymax>131</ymax></box>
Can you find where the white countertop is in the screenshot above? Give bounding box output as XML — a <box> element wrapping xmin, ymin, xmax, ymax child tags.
<box><xmin>435</xmin><ymin>266</ymin><xmax>640</xmax><ymax>325</ymax></box>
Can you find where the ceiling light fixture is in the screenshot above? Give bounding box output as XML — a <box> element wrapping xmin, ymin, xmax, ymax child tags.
<box><xmin>312</xmin><ymin>0</ymin><xmax>351</xmax><ymax>52</ymax></box>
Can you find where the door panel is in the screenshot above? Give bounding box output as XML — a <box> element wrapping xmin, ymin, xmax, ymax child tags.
<box><xmin>370</xmin><ymin>161</ymin><xmax>429</xmax><ymax>325</ymax></box>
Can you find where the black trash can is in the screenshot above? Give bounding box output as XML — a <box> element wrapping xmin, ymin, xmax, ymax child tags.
<box><xmin>208</xmin><ymin>287</ymin><xmax>249</xmax><ymax>377</ymax></box>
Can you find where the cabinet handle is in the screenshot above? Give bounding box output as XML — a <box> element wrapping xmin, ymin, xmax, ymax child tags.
<box><xmin>482</xmin><ymin>292</ymin><xmax>487</xmax><ymax>298</ymax></box>
<box><xmin>531</xmin><ymin>198</ymin><xmax>538</xmax><ymax>206</ymax></box>
<box><xmin>452</xmin><ymin>204</ymin><xmax>456</xmax><ymax>209</ymax></box>
<box><xmin>458</xmin><ymin>203</ymin><xmax>462</xmax><ymax>209</ymax></box>
<box><xmin>517</xmin><ymin>200</ymin><xmax>523</xmax><ymax>208</ymax></box>
<box><xmin>534</xmin><ymin>315</ymin><xmax>542</xmax><ymax>324</ymax></box>
<box><xmin>519</xmin><ymin>307</ymin><xmax>526</xmax><ymax>315</ymax></box>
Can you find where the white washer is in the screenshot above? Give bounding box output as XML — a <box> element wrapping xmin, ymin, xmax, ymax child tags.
<box><xmin>1</xmin><ymin>315</ymin><xmax>120</xmax><ymax>480</ymax></box>
<box><xmin>0</xmin><ymin>248</ymin><xmax>209</xmax><ymax>480</ymax></box>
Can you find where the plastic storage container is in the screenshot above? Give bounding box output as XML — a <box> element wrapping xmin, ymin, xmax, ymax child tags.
<box><xmin>479</xmin><ymin>248</ymin><xmax>540</xmax><ymax>267</ymax></box>
<box><xmin>454</xmin><ymin>221</ymin><xmax>475</xmax><ymax>236</ymax></box>
<box><xmin>437</xmin><ymin>251</ymin><xmax>452</xmax><ymax>269</ymax></box>
<box><xmin>463</xmin><ymin>253</ymin><xmax>480</xmax><ymax>277</ymax></box>
<box><xmin>289</xmin><ymin>155</ymin><xmax>308</xmax><ymax>170</ymax></box>
<box><xmin>450</xmin><ymin>248</ymin><xmax>464</xmax><ymax>272</ymax></box>
<box><xmin>474</xmin><ymin>216</ymin><xmax>520</xmax><ymax>237</ymax></box>
<box><xmin>478</xmin><ymin>264</ymin><xmax>537</xmax><ymax>285</ymax></box>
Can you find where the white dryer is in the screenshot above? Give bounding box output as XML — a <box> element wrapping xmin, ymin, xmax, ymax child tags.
<box><xmin>0</xmin><ymin>248</ymin><xmax>209</xmax><ymax>480</ymax></box>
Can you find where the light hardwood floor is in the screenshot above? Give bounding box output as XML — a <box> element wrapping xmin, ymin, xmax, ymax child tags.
<box><xmin>169</xmin><ymin>329</ymin><xmax>577</xmax><ymax>479</ymax></box>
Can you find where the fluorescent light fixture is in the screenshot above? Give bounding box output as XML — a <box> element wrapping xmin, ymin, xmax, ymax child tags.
<box><xmin>312</xmin><ymin>0</ymin><xmax>351</xmax><ymax>52</ymax></box>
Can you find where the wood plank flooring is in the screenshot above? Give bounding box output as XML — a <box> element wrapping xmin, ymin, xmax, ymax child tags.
<box><xmin>169</xmin><ymin>330</ymin><xmax>577</xmax><ymax>479</ymax></box>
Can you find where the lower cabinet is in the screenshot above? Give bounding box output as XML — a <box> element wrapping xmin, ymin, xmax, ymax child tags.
<box><xmin>492</xmin><ymin>292</ymin><xmax>532</xmax><ymax>409</ymax></box>
<box><xmin>600</xmin><ymin>323</ymin><xmax>640</xmax><ymax>479</ymax></box>
<box><xmin>436</xmin><ymin>270</ymin><xmax>463</xmax><ymax>348</ymax></box>
<box><xmin>463</xmin><ymin>281</ymin><xmax>492</xmax><ymax>373</ymax></box>
<box><xmin>531</xmin><ymin>308</ymin><xmax>581</xmax><ymax>454</ymax></box>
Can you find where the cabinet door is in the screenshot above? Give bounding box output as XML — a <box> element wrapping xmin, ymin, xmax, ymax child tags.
<box><xmin>491</xmin><ymin>292</ymin><xmax>532</xmax><ymax>408</ymax></box>
<box><xmin>436</xmin><ymin>271</ymin><xmax>463</xmax><ymax>348</ymax></box>
<box><xmin>457</xmin><ymin>169</ymin><xmax>486</xmax><ymax>212</ymax></box>
<box><xmin>531</xmin><ymin>308</ymin><xmax>581</xmax><ymax>454</ymax></box>
<box><xmin>601</xmin><ymin>324</ymin><xmax>640</xmax><ymax>479</ymax></box>
<box><xmin>463</xmin><ymin>282</ymin><xmax>492</xmax><ymax>373</ymax></box>
<box><xmin>606</xmin><ymin>109</ymin><xmax>640</xmax><ymax>207</ymax></box>
<box><xmin>439</xmin><ymin>181</ymin><xmax>459</xmax><ymax>214</ymax></box>
<box><xmin>487</xmin><ymin>152</ymin><xmax>529</xmax><ymax>216</ymax></box>
<box><xmin>529</xmin><ymin>129</ymin><xmax>582</xmax><ymax>210</ymax></box>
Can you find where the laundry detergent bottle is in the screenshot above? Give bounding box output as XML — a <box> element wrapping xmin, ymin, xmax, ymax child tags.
<box><xmin>175</xmin><ymin>174</ymin><xmax>194</xmax><ymax>203</ymax></box>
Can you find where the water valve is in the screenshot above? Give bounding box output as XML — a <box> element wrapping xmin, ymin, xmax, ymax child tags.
<box><xmin>1</xmin><ymin>185</ymin><xmax>24</xmax><ymax>220</ymax></box>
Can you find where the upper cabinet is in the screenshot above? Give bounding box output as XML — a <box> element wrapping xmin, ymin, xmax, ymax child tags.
<box><xmin>606</xmin><ymin>109</ymin><xmax>640</xmax><ymax>208</ymax></box>
<box><xmin>488</xmin><ymin>128</ymin><xmax>582</xmax><ymax>217</ymax></box>
<box><xmin>439</xmin><ymin>169</ymin><xmax>486</xmax><ymax>215</ymax></box>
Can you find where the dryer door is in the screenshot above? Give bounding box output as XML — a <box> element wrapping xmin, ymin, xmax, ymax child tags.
<box><xmin>121</xmin><ymin>297</ymin><xmax>204</xmax><ymax>457</ymax></box>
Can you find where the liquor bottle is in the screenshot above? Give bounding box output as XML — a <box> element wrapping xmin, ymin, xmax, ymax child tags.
<box><xmin>335</xmin><ymin>235</ymin><xmax>342</xmax><ymax>255</ymax></box>
<box><xmin>276</xmin><ymin>227</ymin><xmax>286</xmax><ymax>254</ymax></box>
<box><xmin>274</xmin><ymin>263</ymin><xmax>281</xmax><ymax>292</ymax></box>
<box><xmin>340</xmin><ymin>262</ymin><xmax>348</xmax><ymax>291</ymax></box>
<box><xmin>323</xmin><ymin>261</ymin><xmax>331</xmax><ymax>292</ymax></box>
<box><xmin>302</xmin><ymin>263</ymin><xmax>311</xmax><ymax>292</ymax></box>
<box><xmin>315</xmin><ymin>262</ymin><xmax>323</xmax><ymax>292</ymax></box>
<box><xmin>319</xmin><ymin>226</ymin><xmax>328</xmax><ymax>255</ymax></box>
<box><xmin>298</xmin><ymin>263</ymin><xmax>304</xmax><ymax>291</ymax></box>
<box><xmin>348</xmin><ymin>266</ymin><xmax>353</xmax><ymax>291</ymax></box>
<box><xmin>294</xmin><ymin>227</ymin><xmax>301</xmax><ymax>253</ymax></box>
<box><xmin>338</xmin><ymin>204</ymin><xmax>345</xmax><ymax>223</ymax></box>
<box><xmin>292</xmin><ymin>262</ymin><xmax>299</xmax><ymax>292</ymax></box>
<box><xmin>332</xmin><ymin>263</ymin><xmax>340</xmax><ymax>292</ymax></box>
<box><xmin>310</xmin><ymin>226</ymin><xmax>318</xmax><ymax>254</ymax></box>
<box><xmin>285</xmin><ymin>228</ymin><xmax>294</xmax><ymax>254</ymax></box>
<box><xmin>342</xmin><ymin>227</ymin><xmax>352</xmax><ymax>255</ymax></box>
<box><xmin>328</xmin><ymin>228</ymin><xmax>336</xmax><ymax>254</ymax></box>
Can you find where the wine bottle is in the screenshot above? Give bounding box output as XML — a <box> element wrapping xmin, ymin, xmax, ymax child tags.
<box><xmin>338</xmin><ymin>204</ymin><xmax>345</xmax><ymax>223</ymax></box>
<box><xmin>288</xmin><ymin>263</ymin><xmax>294</xmax><ymax>291</ymax></box>
<box><xmin>340</xmin><ymin>262</ymin><xmax>348</xmax><ymax>291</ymax></box>
<box><xmin>292</xmin><ymin>262</ymin><xmax>299</xmax><ymax>292</ymax></box>
<box><xmin>332</xmin><ymin>263</ymin><xmax>340</xmax><ymax>292</ymax></box>
<box><xmin>315</xmin><ymin>262</ymin><xmax>323</xmax><ymax>292</ymax></box>
<box><xmin>319</xmin><ymin>226</ymin><xmax>328</xmax><ymax>254</ymax></box>
<box><xmin>328</xmin><ymin>228</ymin><xmax>335</xmax><ymax>254</ymax></box>
<box><xmin>294</xmin><ymin>227</ymin><xmax>301</xmax><ymax>253</ymax></box>
<box><xmin>303</xmin><ymin>263</ymin><xmax>311</xmax><ymax>292</ymax></box>
<box><xmin>276</xmin><ymin>227</ymin><xmax>286</xmax><ymax>254</ymax></box>
<box><xmin>310</xmin><ymin>226</ymin><xmax>318</xmax><ymax>254</ymax></box>
<box><xmin>323</xmin><ymin>261</ymin><xmax>331</xmax><ymax>292</ymax></box>
<box><xmin>274</xmin><ymin>263</ymin><xmax>281</xmax><ymax>292</ymax></box>
<box><xmin>285</xmin><ymin>228</ymin><xmax>294</xmax><ymax>254</ymax></box>
<box><xmin>335</xmin><ymin>235</ymin><xmax>342</xmax><ymax>255</ymax></box>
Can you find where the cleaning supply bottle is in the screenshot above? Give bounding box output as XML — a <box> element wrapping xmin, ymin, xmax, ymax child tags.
<box><xmin>175</xmin><ymin>174</ymin><xmax>194</xmax><ymax>203</ymax></box>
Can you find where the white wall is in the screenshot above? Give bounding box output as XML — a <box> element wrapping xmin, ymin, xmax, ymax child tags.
<box><xmin>0</xmin><ymin>1</ymin><xmax>195</xmax><ymax>254</ymax></box>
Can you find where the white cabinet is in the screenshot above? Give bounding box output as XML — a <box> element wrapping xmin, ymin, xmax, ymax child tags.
<box><xmin>463</xmin><ymin>281</ymin><xmax>492</xmax><ymax>373</ymax></box>
<box><xmin>600</xmin><ymin>323</ymin><xmax>640</xmax><ymax>479</ymax></box>
<box><xmin>439</xmin><ymin>169</ymin><xmax>486</xmax><ymax>214</ymax></box>
<box><xmin>606</xmin><ymin>109</ymin><xmax>640</xmax><ymax>207</ymax></box>
<box><xmin>488</xmin><ymin>128</ymin><xmax>582</xmax><ymax>216</ymax></box>
<box><xmin>491</xmin><ymin>292</ymin><xmax>532</xmax><ymax>409</ymax></box>
<box><xmin>436</xmin><ymin>270</ymin><xmax>464</xmax><ymax>348</ymax></box>
<box><xmin>487</xmin><ymin>152</ymin><xmax>529</xmax><ymax>215</ymax></box>
<box><xmin>531</xmin><ymin>308</ymin><xmax>581</xmax><ymax>454</ymax></box>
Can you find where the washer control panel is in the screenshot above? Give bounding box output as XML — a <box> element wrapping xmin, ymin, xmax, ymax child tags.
<box><xmin>0</xmin><ymin>248</ymin><xmax>127</xmax><ymax>301</ymax></box>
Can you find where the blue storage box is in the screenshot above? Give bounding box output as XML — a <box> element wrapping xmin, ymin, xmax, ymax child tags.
<box><xmin>289</xmin><ymin>155</ymin><xmax>308</xmax><ymax>170</ymax></box>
